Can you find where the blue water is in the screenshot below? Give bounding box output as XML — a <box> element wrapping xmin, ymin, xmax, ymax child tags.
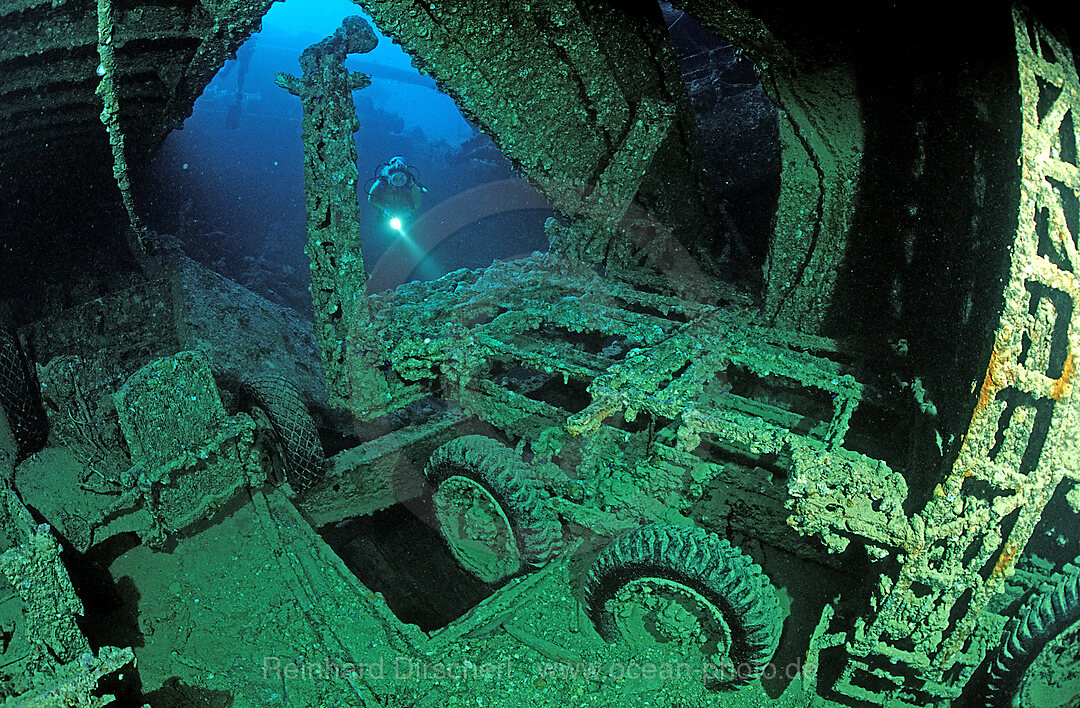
<box><xmin>144</xmin><ymin>0</ymin><xmax>553</xmax><ymax>313</ymax></box>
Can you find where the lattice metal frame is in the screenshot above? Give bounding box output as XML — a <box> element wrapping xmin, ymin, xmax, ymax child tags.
<box><xmin>819</xmin><ymin>7</ymin><xmax>1080</xmax><ymax>704</ymax></box>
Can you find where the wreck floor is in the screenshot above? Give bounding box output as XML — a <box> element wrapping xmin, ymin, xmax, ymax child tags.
<box><xmin>81</xmin><ymin>488</ymin><xmax>855</xmax><ymax>707</ymax></box>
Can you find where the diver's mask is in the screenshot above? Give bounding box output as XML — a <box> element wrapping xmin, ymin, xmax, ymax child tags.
<box><xmin>388</xmin><ymin>170</ymin><xmax>408</xmax><ymax>188</ymax></box>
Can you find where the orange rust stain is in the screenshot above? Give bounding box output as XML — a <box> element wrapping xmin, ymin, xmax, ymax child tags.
<box><xmin>1050</xmin><ymin>349</ymin><xmax>1075</xmax><ymax>400</ymax></box>
<box><xmin>974</xmin><ymin>346</ymin><xmax>1006</xmax><ymax>415</ymax></box>
<box><xmin>567</xmin><ymin>401</ymin><xmax>620</xmax><ymax>436</ymax></box>
<box><xmin>992</xmin><ymin>542</ymin><xmax>1019</xmax><ymax>578</ymax></box>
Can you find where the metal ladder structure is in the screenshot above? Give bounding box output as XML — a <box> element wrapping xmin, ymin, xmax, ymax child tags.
<box><xmin>804</xmin><ymin>6</ymin><xmax>1080</xmax><ymax>704</ymax></box>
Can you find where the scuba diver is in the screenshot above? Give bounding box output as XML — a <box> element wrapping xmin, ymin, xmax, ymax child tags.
<box><xmin>366</xmin><ymin>157</ymin><xmax>426</xmax><ymax>225</ymax></box>
<box><xmin>225</xmin><ymin>36</ymin><xmax>256</xmax><ymax>130</ymax></box>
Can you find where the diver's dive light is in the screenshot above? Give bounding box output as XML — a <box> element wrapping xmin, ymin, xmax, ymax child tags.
<box><xmin>389</xmin><ymin>217</ymin><xmax>403</xmax><ymax>232</ymax></box>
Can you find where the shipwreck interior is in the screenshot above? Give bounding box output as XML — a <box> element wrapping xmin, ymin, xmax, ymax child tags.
<box><xmin>1</xmin><ymin>0</ymin><xmax>1080</xmax><ymax>706</ymax></box>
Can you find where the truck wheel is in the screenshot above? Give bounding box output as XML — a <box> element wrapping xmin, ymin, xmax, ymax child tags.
<box><xmin>238</xmin><ymin>374</ymin><xmax>325</xmax><ymax>493</ymax></box>
<box><xmin>985</xmin><ymin>557</ymin><xmax>1080</xmax><ymax>708</ymax></box>
<box><xmin>425</xmin><ymin>435</ymin><xmax>561</xmax><ymax>584</ymax></box>
<box><xmin>585</xmin><ymin>524</ymin><xmax>782</xmax><ymax>688</ymax></box>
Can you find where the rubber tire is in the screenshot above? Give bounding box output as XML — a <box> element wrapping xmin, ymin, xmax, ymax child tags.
<box><xmin>985</xmin><ymin>557</ymin><xmax>1080</xmax><ymax>707</ymax></box>
<box><xmin>239</xmin><ymin>374</ymin><xmax>326</xmax><ymax>493</ymax></box>
<box><xmin>0</xmin><ymin>326</ymin><xmax>47</xmax><ymax>460</ymax></box>
<box><xmin>585</xmin><ymin>523</ymin><xmax>783</xmax><ymax>688</ymax></box>
<box><xmin>425</xmin><ymin>435</ymin><xmax>562</xmax><ymax>572</ymax></box>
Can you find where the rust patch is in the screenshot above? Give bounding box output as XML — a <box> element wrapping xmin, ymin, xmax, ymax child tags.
<box><xmin>991</xmin><ymin>541</ymin><xmax>1019</xmax><ymax>578</ymax></box>
<box><xmin>1050</xmin><ymin>349</ymin><xmax>1075</xmax><ymax>400</ymax></box>
<box><xmin>974</xmin><ymin>345</ymin><xmax>1006</xmax><ymax>415</ymax></box>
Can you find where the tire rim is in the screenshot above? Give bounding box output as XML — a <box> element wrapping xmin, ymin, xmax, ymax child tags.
<box><xmin>608</xmin><ymin>576</ymin><xmax>733</xmax><ymax>682</ymax></box>
<box><xmin>432</xmin><ymin>474</ymin><xmax>523</xmax><ymax>583</ymax></box>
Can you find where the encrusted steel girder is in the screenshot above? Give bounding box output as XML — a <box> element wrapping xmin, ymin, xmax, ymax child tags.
<box><xmin>95</xmin><ymin>0</ymin><xmax>145</xmax><ymax>243</ymax></box>
<box><xmin>276</xmin><ymin>18</ymin><xmax>395</xmax><ymax>418</ymax></box>
<box><xmin>679</xmin><ymin>0</ymin><xmax>864</xmax><ymax>333</ymax></box>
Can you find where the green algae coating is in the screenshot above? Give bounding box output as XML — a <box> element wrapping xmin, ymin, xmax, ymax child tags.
<box><xmin>276</xmin><ymin>17</ymin><xmax>393</xmax><ymax>417</ymax></box>
<box><xmin>114</xmin><ymin>350</ymin><xmax>257</xmax><ymax>541</ymax></box>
